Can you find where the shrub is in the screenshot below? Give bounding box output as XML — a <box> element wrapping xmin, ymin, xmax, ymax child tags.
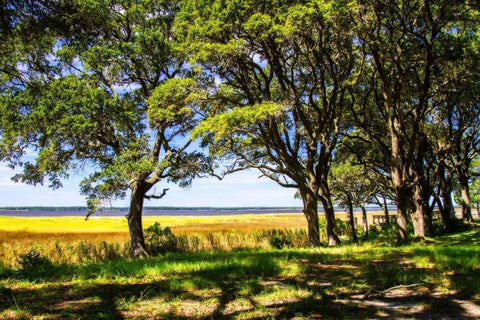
<box><xmin>262</xmin><ymin>229</ymin><xmax>290</xmax><ymax>249</ymax></box>
<box><xmin>334</xmin><ymin>219</ymin><xmax>351</xmax><ymax>237</ymax></box>
<box><xmin>17</xmin><ymin>248</ymin><xmax>52</xmax><ymax>273</ymax></box>
<box><xmin>144</xmin><ymin>222</ymin><xmax>178</xmax><ymax>255</ymax></box>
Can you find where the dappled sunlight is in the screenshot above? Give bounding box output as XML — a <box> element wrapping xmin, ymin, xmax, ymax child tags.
<box><xmin>1</xmin><ymin>226</ymin><xmax>479</xmax><ymax>318</ymax></box>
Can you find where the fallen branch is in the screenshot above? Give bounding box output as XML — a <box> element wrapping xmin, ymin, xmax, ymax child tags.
<box><xmin>361</xmin><ymin>283</ymin><xmax>424</xmax><ymax>299</ymax></box>
<box><xmin>378</xmin><ymin>283</ymin><xmax>424</xmax><ymax>293</ymax></box>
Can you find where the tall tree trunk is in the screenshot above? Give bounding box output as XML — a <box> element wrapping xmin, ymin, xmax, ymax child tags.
<box><xmin>390</xmin><ymin>117</ymin><xmax>410</xmax><ymax>244</ymax></box>
<box><xmin>436</xmin><ymin>162</ymin><xmax>456</xmax><ymax>233</ymax></box>
<box><xmin>374</xmin><ymin>194</ymin><xmax>391</xmax><ymax>228</ymax></box>
<box><xmin>460</xmin><ymin>184</ymin><xmax>474</xmax><ymax>222</ymax></box>
<box><xmin>360</xmin><ymin>204</ymin><xmax>368</xmax><ymax>236</ymax></box>
<box><xmin>440</xmin><ymin>185</ymin><xmax>456</xmax><ymax>233</ymax></box>
<box><xmin>126</xmin><ymin>182</ymin><xmax>149</xmax><ymax>258</ymax></box>
<box><xmin>395</xmin><ymin>185</ymin><xmax>410</xmax><ymax>244</ymax></box>
<box><xmin>319</xmin><ymin>195</ymin><xmax>341</xmax><ymax>246</ymax></box>
<box><xmin>346</xmin><ymin>193</ymin><xmax>358</xmax><ymax>243</ymax></box>
<box><xmin>424</xmin><ymin>200</ymin><xmax>434</xmax><ymax>236</ymax></box>
<box><xmin>412</xmin><ymin>183</ymin><xmax>426</xmax><ymax>239</ymax></box>
<box><xmin>300</xmin><ymin>189</ymin><xmax>321</xmax><ymax>247</ymax></box>
<box><xmin>381</xmin><ymin>195</ymin><xmax>390</xmax><ymax>228</ymax></box>
<box><xmin>421</xmin><ymin>178</ymin><xmax>433</xmax><ymax>235</ymax></box>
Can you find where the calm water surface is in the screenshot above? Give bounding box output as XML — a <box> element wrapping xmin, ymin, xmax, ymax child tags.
<box><xmin>0</xmin><ymin>208</ymin><xmax>304</xmax><ymax>217</ymax></box>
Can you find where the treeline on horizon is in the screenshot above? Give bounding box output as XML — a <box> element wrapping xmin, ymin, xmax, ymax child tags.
<box><xmin>0</xmin><ymin>0</ymin><xmax>479</xmax><ymax>257</ymax></box>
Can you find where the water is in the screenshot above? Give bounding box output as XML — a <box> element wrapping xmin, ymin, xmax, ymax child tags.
<box><xmin>0</xmin><ymin>207</ymin><xmax>304</xmax><ymax>217</ymax></box>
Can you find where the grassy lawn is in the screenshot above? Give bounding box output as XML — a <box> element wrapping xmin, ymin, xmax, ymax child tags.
<box><xmin>0</xmin><ymin>218</ymin><xmax>479</xmax><ymax>319</ymax></box>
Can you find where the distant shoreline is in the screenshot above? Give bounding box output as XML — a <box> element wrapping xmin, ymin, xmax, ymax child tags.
<box><xmin>0</xmin><ymin>206</ymin><xmax>302</xmax><ymax>211</ymax></box>
<box><xmin>0</xmin><ymin>207</ymin><xmax>304</xmax><ymax>217</ymax></box>
<box><xmin>0</xmin><ymin>206</ymin><xmax>396</xmax><ymax>217</ymax></box>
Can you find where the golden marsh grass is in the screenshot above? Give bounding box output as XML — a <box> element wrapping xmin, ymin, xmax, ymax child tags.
<box><xmin>0</xmin><ymin>211</ymin><xmax>391</xmax><ymax>268</ymax></box>
<box><xmin>0</xmin><ymin>213</ymin><xmax>309</xmax><ymax>268</ymax></box>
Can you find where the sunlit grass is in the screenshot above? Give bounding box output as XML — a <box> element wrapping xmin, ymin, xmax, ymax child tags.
<box><xmin>1</xmin><ymin>215</ymin><xmax>479</xmax><ymax>319</ymax></box>
<box><xmin>0</xmin><ymin>214</ymin><xmax>310</xmax><ymax>268</ymax></box>
<box><xmin>1</xmin><ymin>232</ymin><xmax>480</xmax><ymax>319</ymax></box>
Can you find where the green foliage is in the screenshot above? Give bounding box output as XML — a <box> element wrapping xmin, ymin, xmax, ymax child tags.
<box><xmin>178</xmin><ymin>0</ymin><xmax>361</xmax><ymax>245</ymax></box>
<box><xmin>330</xmin><ymin>161</ymin><xmax>375</xmax><ymax>208</ymax></box>
<box><xmin>333</xmin><ymin>219</ymin><xmax>351</xmax><ymax>238</ymax></box>
<box><xmin>193</xmin><ymin>102</ymin><xmax>286</xmax><ymax>142</ymax></box>
<box><xmin>144</xmin><ymin>222</ymin><xmax>179</xmax><ymax>255</ymax></box>
<box><xmin>0</xmin><ymin>1</ymin><xmax>214</xmax><ymax>256</ymax></box>
<box><xmin>261</xmin><ymin>229</ymin><xmax>308</xmax><ymax>249</ymax></box>
<box><xmin>148</xmin><ymin>77</ymin><xmax>203</xmax><ymax>124</ymax></box>
<box><xmin>17</xmin><ymin>249</ymin><xmax>52</xmax><ymax>274</ymax></box>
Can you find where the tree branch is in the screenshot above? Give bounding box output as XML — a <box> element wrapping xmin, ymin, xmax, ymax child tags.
<box><xmin>144</xmin><ymin>188</ymin><xmax>169</xmax><ymax>200</ymax></box>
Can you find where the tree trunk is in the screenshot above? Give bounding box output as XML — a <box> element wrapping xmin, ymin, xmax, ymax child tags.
<box><xmin>437</xmin><ymin>162</ymin><xmax>456</xmax><ymax>233</ymax></box>
<box><xmin>361</xmin><ymin>204</ymin><xmax>368</xmax><ymax>236</ymax></box>
<box><xmin>374</xmin><ymin>194</ymin><xmax>391</xmax><ymax>228</ymax></box>
<box><xmin>424</xmin><ymin>199</ymin><xmax>434</xmax><ymax>236</ymax></box>
<box><xmin>126</xmin><ymin>182</ymin><xmax>149</xmax><ymax>258</ymax></box>
<box><xmin>411</xmin><ymin>183</ymin><xmax>426</xmax><ymax>239</ymax></box>
<box><xmin>395</xmin><ymin>185</ymin><xmax>410</xmax><ymax>244</ymax></box>
<box><xmin>300</xmin><ymin>189</ymin><xmax>321</xmax><ymax>247</ymax></box>
<box><xmin>440</xmin><ymin>186</ymin><xmax>456</xmax><ymax>233</ymax></box>
<box><xmin>461</xmin><ymin>184</ymin><xmax>474</xmax><ymax>222</ymax></box>
<box><xmin>346</xmin><ymin>194</ymin><xmax>358</xmax><ymax>243</ymax></box>
<box><xmin>320</xmin><ymin>195</ymin><xmax>341</xmax><ymax>246</ymax></box>
<box><xmin>390</xmin><ymin>116</ymin><xmax>410</xmax><ymax>244</ymax></box>
<box><xmin>381</xmin><ymin>195</ymin><xmax>390</xmax><ymax>228</ymax></box>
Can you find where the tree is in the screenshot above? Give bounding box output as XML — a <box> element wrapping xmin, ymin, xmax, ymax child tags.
<box><xmin>178</xmin><ymin>0</ymin><xmax>358</xmax><ymax>246</ymax></box>
<box><xmin>339</xmin><ymin>129</ymin><xmax>395</xmax><ymax>228</ymax></box>
<box><xmin>0</xmin><ymin>0</ymin><xmax>208</xmax><ymax>257</ymax></box>
<box><xmin>329</xmin><ymin>163</ymin><xmax>361</xmax><ymax>242</ymax></box>
<box><xmin>351</xmin><ymin>0</ymin><xmax>479</xmax><ymax>242</ymax></box>
<box><xmin>438</xmin><ymin>55</ymin><xmax>480</xmax><ymax>223</ymax></box>
<box><xmin>454</xmin><ymin>157</ymin><xmax>480</xmax><ymax>219</ymax></box>
<box><xmin>331</xmin><ymin>157</ymin><xmax>378</xmax><ymax>237</ymax></box>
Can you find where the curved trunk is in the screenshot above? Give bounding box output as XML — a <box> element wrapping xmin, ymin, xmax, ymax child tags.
<box><xmin>346</xmin><ymin>194</ymin><xmax>358</xmax><ymax>243</ymax></box>
<box><xmin>300</xmin><ymin>189</ymin><xmax>321</xmax><ymax>247</ymax></box>
<box><xmin>461</xmin><ymin>184</ymin><xmax>473</xmax><ymax>222</ymax></box>
<box><xmin>375</xmin><ymin>194</ymin><xmax>391</xmax><ymax>228</ymax></box>
<box><xmin>319</xmin><ymin>195</ymin><xmax>341</xmax><ymax>246</ymax></box>
<box><xmin>361</xmin><ymin>204</ymin><xmax>368</xmax><ymax>236</ymax></box>
<box><xmin>126</xmin><ymin>182</ymin><xmax>149</xmax><ymax>258</ymax></box>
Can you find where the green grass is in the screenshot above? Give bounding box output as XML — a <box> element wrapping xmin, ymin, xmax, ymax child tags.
<box><xmin>1</xmin><ymin>225</ymin><xmax>479</xmax><ymax>319</ymax></box>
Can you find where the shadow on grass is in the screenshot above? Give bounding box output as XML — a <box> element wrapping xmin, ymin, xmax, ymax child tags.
<box><xmin>1</xmin><ymin>228</ymin><xmax>479</xmax><ymax>319</ymax></box>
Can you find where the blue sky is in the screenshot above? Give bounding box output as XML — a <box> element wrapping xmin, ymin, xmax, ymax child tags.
<box><xmin>0</xmin><ymin>163</ymin><xmax>302</xmax><ymax>207</ymax></box>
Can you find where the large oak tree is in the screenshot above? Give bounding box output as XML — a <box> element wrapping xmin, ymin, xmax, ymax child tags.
<box><xmin>178</xmin><ymin>0</ymin><xmax>359</xmax><ymax>246</ymax></box>
<box><xmin>0</xmin><ymin>0</ymin><xmax>208</xmax><ymax>257</ymax></box>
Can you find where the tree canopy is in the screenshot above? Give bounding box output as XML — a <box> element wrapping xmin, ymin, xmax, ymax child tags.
<box><xmin>0</xmin><ymin>0</ymin><xmax>479</xmax><ymax>252</ymax></box>
<box><xmin>0</xmin><ymin>0</ymin><xmax>210</xmax><ymax>257</ymax></box>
